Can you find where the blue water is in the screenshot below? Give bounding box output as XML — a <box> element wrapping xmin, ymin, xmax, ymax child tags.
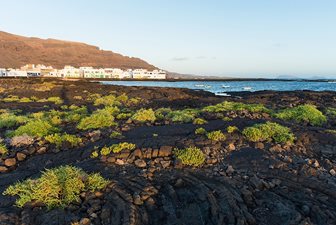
<box><xmin>101</xmin><ymin>80</ymin><xmax>336</xmax><ymax>95</ymax></box>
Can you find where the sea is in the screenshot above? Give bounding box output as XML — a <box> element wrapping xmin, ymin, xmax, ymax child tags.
<box><xmin>101</xmin><ymin>80</ymin><xmax>336</xmax><ymax>96</ymax></box>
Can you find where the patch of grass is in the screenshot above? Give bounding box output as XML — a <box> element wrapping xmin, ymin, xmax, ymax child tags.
<box><xmin>195</xmin><ymin>127</ymin><xmax>207</xmax><ymax>135</ymax></box>
<box><xmin>100</xmin><ymin>142</ymin><xmax>136</xmax><ymax>156</ymax></box>
<box><xmin>227</xmin><ymin>126</ymin><xmax>239</xmax><ymax>133</ymax></box>
<box><xmin>3</xmin><ymin>166</ymin><xmax>109</xmax><ymax>208</ymax></box>
<box><xmin>94</xmin><ymin>94</ymin><xmax>121</xmax><ymax>107</ymax></box>
<box><xmin>325</xmin><ymin>129</ymin><xmax>336</xmax><ymax>136</ymax></box>
<box><xmin>110</xmin><ymin>131</ymin><xmax>123</xmax><ymax>139</ymax></box>
<box><xmin>167</xmin><ymin>109</ymin><xmax>200</xmax><ymax>123</ymax></box>
<box><xmin>45</xmin><ymin>133</ymin><xmax>82</xmax><ymax>149</ymax></box>
<box><xmin>47</xmin><ymin>97</ymin><xmax>63</xmax><ymax>105</ymax></box>
<box><xmin>174</xmin><ymin>147</ymin><xmax>205</xmax><ymax>166</ymax></box>
<box><xmin>18</xmin><ymin>97</ymin><xmax>32</xmax><ymax>103</ymax></box>
<box><xmin>131</xmin><ymin>108</ymin><xmax>156</xmax><ymax>123</ymax></box>
<box><xmin>0</xmin><ymin>112</ymin><xmax>28</xmax><ymax>128</ymax></box>
<box><xmin>2</xmin><ymin>95</ymin><xmax>20</xmax><ymax>102</ymax></box>
<box><xmin>116</xmin><ymin>112</ymin><xmax>133</xmax><ymax>120</ymax></box>
<box><xmin>242</xmin><ymin>122</ymin><xmax>295</xmax><ymax>143</ymax></box>
<box><xmin>155</xmin><ymin>108</ymin><xmax>173</xmax><ymax>120</ymax></box>
<box><xmin>0</xmin><ymin>143</ymin><xmax>8</xmax><ymax>157</ymax></box>
<box><xmin>275</xmin><ymin>104</ymin><xmax>327</xmax><ymax>126</ymax></box>
<box><xmin>91</xmin><ymin>150</ymin><xmax>99</xmax><ymax>158</ymax></box>
<box><xmin>326</xmin><ymin>107</ymin><xmax>336</xmax><ymax>118</ymax></box>
<box><xmin>9</xmin><ymin>120</ymin><xmax>59</xmax><ymax>138</ymax></box>
<box><xmin>206</xmin><ymin>130</ymin><xmax>226</xmax><ymax>141</ymax></box>
<box><xmin>77</xmin><ymin>107</ymin><xmax>117</xmax><ymax>130</ymax></box>
<box><xmin>193</xmin><ymin>118</ymin><xmax>207</xmax><ymax>125</ymax></box>
<box><xmin>203</xmin><ymin>101</ymin><xmax>269</xmax><ymax>113</ymax></box>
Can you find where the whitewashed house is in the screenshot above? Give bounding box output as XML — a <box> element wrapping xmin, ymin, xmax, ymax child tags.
<box><xmin>0</xmin><ymin>68</ymin><xmax>7</xmax><ymax>76</ymax></box>
<box><xmin>147</xmin><ymin>70</ymin><xmax>166</xmax><ymax>79</ymax></box>
<box><xmin>132</xmin><ymin>69</ymin><xmax>149</xmax><ymax>79</ymax></box>
<box><xmin>59</xmin><ymin>66</ymin><xmax>81</xmax><ymax>78</ymax></box>
<box><xmin>7</xmin><ymin>69</ymin><xmax>28</xmax><ymax>77</ymax></box>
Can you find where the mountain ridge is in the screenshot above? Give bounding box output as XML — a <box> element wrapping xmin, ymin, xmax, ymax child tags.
<box><xmin>0</xmin><ymin>31</ymin><xmax>156</xmax><ymax>70</ymax></box>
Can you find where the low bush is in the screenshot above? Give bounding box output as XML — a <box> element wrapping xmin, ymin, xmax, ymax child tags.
<box><xmin>326</xmin><ymin>107</ymin><xmax>336</xmax><ymax>118</ymax></box>
<box><xmin>174</xmin><ymin>147</ymin><xmax>205</xmax><ymax>166</ymax></box>
<box><xmin>155</xmin><ymin>108</ymin><xmax>172</xmax><ymax>120</ymax></box>
<box><xmin>2</xmin><ymin>95</ymin><xmax>20</xmax><ymax>102</ymax></box>
<box><xmin>94</xmin><ymin>94</ymin><xmax>121</xmax><ymax>107</ymax></box>
<box><xmin>195</xmin><ymin>127</ymin><xmax>207</xmax><ymax>135</ymax></box>
<box><xmin>45</xmin><ymin>133</ymin><xmax>82</xmax><ymax>148</ymax></box>
<box><xmin>131</xmin><ymin>108</ymin><xmax>156</xmax><ymax>123</ymax></box>
<box><xmin>193</xmin><ymin>118</ymin><xmax>207</xmax><ymax>125</ymax></box>
<box><xmin>242</xmin><ymin>122</ymin><xmax>295</xmax><ymax>143</ymax></box>
<box><xmin>203</xmin><ymin>101</ymin><xmax>269</xmax><ymax>113</ymax></box>
<box><xmin>206</xmin><ymin>130</ymin><xmax>226</xmax><ymax>141</ymax></box>
<box><xmin>110</xmin><ymin>131</ymin><xmax>123</xmax><ymax>139</ymax></box>
<box><xmin>116</xmin><ymin>112</ymin><xmax>133</xmax><ymax>120</ymax></box>
<box><xmin>3</xmin><ymin>166</ymin><xmax>109</xmax><ymax>208</ymax></box>
<box><xmin>275</xmin><ymin>104</ymin><xmax>326</xmax><ymax>126</ymax></box>
<box><xmin>9</xmin><ymin>120</ymin><xmax>59</xmax><ymax>138</ymax></box>
<box><xmin>167</xmin><ymin>109</ymin><xmax>200</xmax><ymax>123</ymax></box>
<box><xmin>77</xmin><ymin>107</ymin><xmax>117</xmax><ymax>130</ymax></box>
<box><xmin>227</xmin><ymin>126</ymin><xmax>239</xmax><ymax>133</ymax></box>
<box><xmin>47</xmin><ymin>97</ymin><xmax>63</xmax><ymax>105</ymax></box>
<box><xmin>0</xmin><ymin>143</ymin><xmax>8</xmax><ymax>156</ymax></box>
<box><xmin>0</xmin><ymin>113</ymin><xmax>28</xmax><ymax>128</ymax></box>
<box><xmin>100</xmin><ymin>142</ymin><xmax>136</xmax><ymax>156</ymax></box>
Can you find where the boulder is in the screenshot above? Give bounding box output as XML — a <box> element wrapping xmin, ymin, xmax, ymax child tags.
<box><xmin>0</xmin><ymin>166</ymin><xmax>8</xmax><ymax>173</ymax></box>
<box><xmin>10</xmin><ymin>135</ymin><xmax>34</xmax><ymax>147</ymax></box>
<box><xmin>134</xmin><ymin>159</ymin><xmax>147</xmax><ymax>168</ymax></box>
<box><xmin>4</xmin><ymin>158</ymin><xmax>16</xmax><ymax>167</ymax></box>
<box><xmin>158</xmin><ymin>146</ymin><xmax>172</xmax><ymax>157</ymax></box>
<box><xmin>16</xmin><ymin>152</ymin><xmax>26</xmax><ymax>161</ymax></box>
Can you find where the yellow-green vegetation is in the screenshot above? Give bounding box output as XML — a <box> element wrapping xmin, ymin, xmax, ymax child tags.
<box><xmin>193</xmin><ymin>118</ymin><xmax>207</xmax><ymax>125</ymax></box>
<box><xmin>242</xmin><ymin>122</ymin><xmax>295</xmax><ymax>143</ymax></box>
<box><xmin>46</xmin><ymin>97</ymin><xmax>63</xmax><ymax>105</ymax></box>
<box><xmin>45</xmin><ymin>133</ymin><xmax>82</xmax><ymax>148</ymax></box>
<box><xmin>203</xmin><ymin>101</ymin><xmax>269</xmax><ymax>113</ymax></box>
<box><xmin>155</xmin><ymin>108</ymin><xmax>173</xmax><ymax>120</ymax></box>
<box><xmin>326</xmin><ymin>107</ymin><xmax>336</xmax><ymax>118</ymax></box>
<box><xmin>227</xmin><ymin>126</ymin><xmax>239</xmax><ymax>133</ymax></box>
<box><xmin>195</xmin><ymin>127</ymin><xmax>207</xmax><ymax>135</ymax></box>
<box><xmin>167</xmin><ymin>109</ymin><xmax>200</xmax><ymax>123</ymax></box>
<box><xmin>275</xmin><ymin>104</ymin><xmax>327</xmax><ymax>126</ymax></box>
<box><xmin>94</xmin><ymin>94</ymin><xmax>121</xmax><ymax>107</ymax></box>
<box><xmin>174</xmin><ymin>146</ymin><xmax>205</xmax><ymax>166</ymax></box>
<box><xmin>116</xmin><ymin>112</ymin><xmax>133</xmax><ymax>120</ymax></box>
<box><xmin>110</xmin><ymin>131</ymin><xmax>123</xmax><ymax>139</ymax></box>
<box><xmin>9</xmin><ymin>120</ymin><xmax>59</xmax><ymax>138</ymax></box>
<box><xmin>0</xmin><ymin>143</ymin><xmax>8</xmax><ymax>156</ymax></box>
<box><xmin>100</xmin><ymin>142</ymin><xmax>136</xmax><ymax>155</ymax></box>
<box><xmin>0</xmin><ymin>112</ymin><xmax>28</xmax><ymax>128</ymax></box>
<box><xmin>131</xmin><ymin>108</ymin><xmax>156</xmax><ymax>123</ymax></box>
<box><xmin>91</xmin><ymin>150</ymin><xmax>99</xmax><ymax>158</ymax></box>
<box><xmin>77</xmin><ymin>107</ymin><xmax>118</xmax><ymax>130</ymax></box>
<box><xmin>222</xmin><ymin>116</ymin><xmax>233</xmax><ymax>121</ymax></box>
<box><xmin>32</xmin><ymin>82</ymin><xmax>58</xmax><ymax>91</ymax></box>
<box><xmin>3</xmin><ymin>166</ymin><xmax>109</xmax><ymax>208</ymax></box>
<box><xmin>325</xmin><ymin>129</ymin><xmax>336</xmax><ymax>136</ymax></box>
<box><xmin>206</xmin><ymin>130</ymin><xmax>226</xmax><ymax>141</ymax></box>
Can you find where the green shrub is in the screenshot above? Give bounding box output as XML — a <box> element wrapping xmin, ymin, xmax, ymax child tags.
<box><xmin>2</xmin><ymin>95</ymin><xmax>20</xmax><ymax>102</ymax></box>
<box><xmin>275</xmin><ymin>104</ymin><xmax>326</xmax><ymax>126</ymax></box>
<box><xmin>0</xmin><ymin>143</ymin><xmax>8</xmax><ymax>156</ymax></box>
<box><xmin>242</xmin><ymin>122</ymin><xmax>295</xmax><ymax>143</ymax></box>
<box><xmin>77</xmin><ymin>107</ymin><xmax>117</xmax><ymax>130</ymax></box>
<box><xmin>203</xmin><ymin>101</ymin><xmax>269</xmax><ymax>113</ymax></box>
<box><xmin>116</xmin><ymin>112</ymin><xmax>133</xmax><ymax>120</ymax></box>
<box><xmin>3</xmin><ymin>166</ymin><xmax>109</xmax><ymax>208</ymax></box>
<box><xmin>94</xmin><ymin>94</ymin><xmax>121</xmax><ymax>107</ymax></box>
<box><xmin>207</xmin><ymin>130</ymin><xmax>226</xmax><ymax>141</ymax></box>
<box><xmin>0</xmin><ymin>113</ymin><xmax>28</xmax><ymax>128</ymax></box>
<box><xmin>100</xmin><ymin>142</ymin><xmax>136</xmax><ymax>156</ymax></box>
<box><xmin>45</xmin><ymin>133</ymin><xmax>82</xmax><ymax>148</ymax></box>
<box><xmin>110</xmin><ymin>131</ymin><xmax>123</xmax><ymax>139</ymax></box>
<box><xmin>167</xmin><ymin>109</ymin><xmax>200</xmax><ymax>123</ymax></box>
<box><xmin>155</xmin><ymin>108</ymin><xmax>172</xmax><ymax>120</ymax></box>
<box><xmin>131</xmin><ymin>108</ymin><xmax>156</xmax><ymax>123</ymax></box>
<box><xmin>18</xmin><ymin>97</ymin><xmax>32</xmax><ymax>103</ymax></box>
<box><xmin>193</xmin><ymin>118</ymin><xmax>207</xmax><ymax>125</ymax></box>
<box><xmin>47</xmin><ymin>97</ymin><xmax>63</xmax><ymax>104</ymax></box>
<box><xmin>326</xmin><ymin>107</ymin><xmax>336</xmax><ymax>118</ymax></box>
<box><xmin>174</xmin><ymin>147</ymin><xmax>205</xmax><ymax>166</ymax></box>
<box><xmin>227</xmin><ymin>126</ymin><xmax>239</xmax><ymax>133</ymax></box>
<box><xmin>10</xmin><ymin>120</ymin><xmax>59</xmax><ymax>138</ymax></box>
<box><xmin>195</xmin><ymin>127</ymin><xmax>207</xmax><ymax>135</ymax></box>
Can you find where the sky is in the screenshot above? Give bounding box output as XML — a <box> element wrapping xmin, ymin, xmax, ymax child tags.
<box><xmin>1</xmin><ymin>0</ymin><xmax>336</xmax><ymax>78</ymax></box>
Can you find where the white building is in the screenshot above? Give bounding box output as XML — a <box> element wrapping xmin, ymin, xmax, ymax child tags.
<box><xmin>7</xmin><ymin>70</ymin><xmax>28</xmax><ymax>77</ymax></box>
<box><xmin>132</xmin><ymin>69</ymin><xmax>166</xmax><ymax>79</ymax></box>
<box><xmin>0</xmin><ymin>68</ymin><xmax>7</xmax><ymax>76</ymax></box>
<box><xmin>80</xmin><ymin>67</ymin><xmax>106</xmax><ymax>78</ymax></box>
<box><xmin>59</xmin><ymin>66</ymin><xmax>81</xmax><ymax>78</ymax></box>
<box><xmin>132</xmin><ymin>69</ymin><xmax>149</xmax><ymax>79</ymax></box>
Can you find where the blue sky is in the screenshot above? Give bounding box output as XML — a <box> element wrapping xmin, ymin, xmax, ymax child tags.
<box><xmin>1</xmin><ymin>0</ymin><xmax>336</xmax><ymax>78</ymax></box>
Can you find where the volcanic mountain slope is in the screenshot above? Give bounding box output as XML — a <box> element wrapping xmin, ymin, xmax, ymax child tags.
<box><xmin>0</xmin><ymin>31</ymin><xmax>156</xmax><ymax>70</ymax></box>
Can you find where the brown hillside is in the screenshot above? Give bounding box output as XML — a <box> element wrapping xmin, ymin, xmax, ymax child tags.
<box><xmin>0</xmin><ymin>31</ymin><xmax>156</xmax><ymax>70</ymax></box>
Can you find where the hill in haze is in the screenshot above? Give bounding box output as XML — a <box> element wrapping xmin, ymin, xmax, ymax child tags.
<box><xmin>0</xmin><ymin>31</ymin><xmax>156</xmax><ymax>70</ymax></box>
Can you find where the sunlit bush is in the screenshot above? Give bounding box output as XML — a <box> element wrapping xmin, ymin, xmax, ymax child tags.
<box><xmin>174</xmin><ymin>147</ymin><xmax>205</xmax><ymax>166</ymax></box>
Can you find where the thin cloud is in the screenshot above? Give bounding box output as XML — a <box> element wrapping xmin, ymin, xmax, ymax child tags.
<box><xmin>172</xmin><ymin>57</ymin><xmax>189</xmax><ymax>61</ymax></box>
